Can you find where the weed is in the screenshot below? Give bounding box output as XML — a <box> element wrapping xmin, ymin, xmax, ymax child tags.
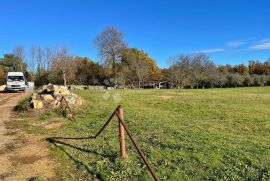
<box><xmin>14</xmin><ymin>96</ymin><xmax>31</xmax><ymax>112</ymax></box>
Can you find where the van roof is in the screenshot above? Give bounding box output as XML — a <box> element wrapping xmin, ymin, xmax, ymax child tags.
<box><xmin>7</xmin><ymin>72</ymin><xmax>24</xmax><ymax>76</ymax></box>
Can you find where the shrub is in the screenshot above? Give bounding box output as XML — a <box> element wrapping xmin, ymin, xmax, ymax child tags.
<box><xmin>14</xmin><ymin>96</ymin><xmax>31</xmax><ymax>112</ymax></box>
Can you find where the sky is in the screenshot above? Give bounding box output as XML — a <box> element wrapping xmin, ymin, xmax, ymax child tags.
<box><xmin>0</xmin><ymin>0</ymin><xmax>270</xmax><ymax>68</ymax></box>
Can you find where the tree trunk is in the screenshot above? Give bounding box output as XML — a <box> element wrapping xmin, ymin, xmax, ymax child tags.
<box><xmin>112</xmin><ymin>58</ymin><xmax>116</xmax><ymax>85</ymax></box>
<box><xmin>19</xmin><ymin>63</ymin><xmax>23</xmax><ymax>72</ymax></box>
<box><xmin>180</xmin><ymin>84</ymin><xmax>183</xmax><ymax>89</ymax></box>
<box><xmin>62</xmin><ymin>70</ymin><xmax>67</xmax><ymax>86</ymax></box>
<box><xmin>138</xmin><ymin>80</ymin><xmax>141</xmax><ymax>89</ymax></box>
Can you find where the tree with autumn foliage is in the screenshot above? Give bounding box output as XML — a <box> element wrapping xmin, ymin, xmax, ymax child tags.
<box><xmin>233</xmin><ymin>64</ymin><xmax>248</xmax><ymax>75</ymax></box>
<box><xmin>74</xmin><ymin>56</ymin><xmax>108</xmax><ymax>85</ymax></box>
<box><xmin>121</xmin><ymin>48</ymin><xmax>162</xmax><ymax>88</ymax></box>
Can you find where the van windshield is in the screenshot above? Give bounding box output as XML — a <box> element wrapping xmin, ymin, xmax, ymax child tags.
<box><xmin>8</xmin><ymin>76</ymin><xmax>24</xmax><ymax>82</ymax></box>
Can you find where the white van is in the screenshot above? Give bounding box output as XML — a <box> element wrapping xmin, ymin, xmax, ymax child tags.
<box><xmin>6</xmin><ymin>72</ymin><xmax>26</xmax><ymax>92</ymax></box>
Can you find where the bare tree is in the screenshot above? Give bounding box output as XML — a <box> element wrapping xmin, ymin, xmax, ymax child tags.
<box><xmin>191</xmin><ymin>53</ymin><xmax>216</xmax><ymax>89</ymax></box>
<box><xmin>94</xmin><ymin>27</ymin><xmax>127</xmax><ymax>83</ymax></box>
<box><xmin>37</xmin><ymin>46</ymin><xmax>44</xmax><ymax>76</ymax></box>
<box><xmin>168</xmin><ymin>55</ymin><xmax>192</xmax><ymax>89</ymax></box>
<box><xmin>50</xmin><ymin>47</ymin><xmax>76</xmax><ymax>86</ymax></box>
<box><xmin>30</xmin><ymin>45</ymin><xmax>37</xmax><ymax>72</ymax></box>
<box><xmin>29</xmin><ymin>45</ymin><xmax>38</xmax><ymax>80</ymax></box>
<box><xmin>13</xmin><ymin>45</ymin><xmax>25</xmax><ymax>71</ymax></box>
<box><xmin>45</xmin><ymin>47</ymin><xmax>56</xmax><ymax>70</ymax></box>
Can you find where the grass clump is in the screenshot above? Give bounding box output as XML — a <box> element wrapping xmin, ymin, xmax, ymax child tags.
<box><xmin>14</xmin><ymin>96</ymin><xmax>31</xmax><ymax>112</ymax></box>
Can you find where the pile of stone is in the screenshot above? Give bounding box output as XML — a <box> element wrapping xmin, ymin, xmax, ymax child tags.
<box><xmin>31</xmin><ymin>84</ymin><xmax>82</xmax><ymax>110</ymax></box>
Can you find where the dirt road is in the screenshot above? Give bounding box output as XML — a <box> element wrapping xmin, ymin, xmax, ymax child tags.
<box><xmin>0</xmin><ymin>92</ymin><xmax>58</xmax><ymax>181</ymax></box>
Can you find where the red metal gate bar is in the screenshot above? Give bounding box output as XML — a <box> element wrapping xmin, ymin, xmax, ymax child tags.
<box><xmin>115</xmin><ymin>108</ymin><xmax>160</xmax><ymax>181</ymax></box>
<box><xmin>93</xmin><ymin>105</ymin><xmax>120</xmax><ymax>138</ymax></box>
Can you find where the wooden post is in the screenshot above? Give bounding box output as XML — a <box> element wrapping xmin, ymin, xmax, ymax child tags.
<box><xmin>117</xmin><ymin>106</ymin><xmax>127</xmax><ymax>158</ymax></box>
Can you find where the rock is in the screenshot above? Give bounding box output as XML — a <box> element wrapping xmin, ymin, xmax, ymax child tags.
<box><xmin>43</xmin><ymin>94</ymin><xmax>54</xmax><ymax>102</ymax></box>
<box><xmin>107</xmin><ymin>87</ymin><xmax>115</xmax><ymax>90</ymax></box>
<box><xmin>0</xmin><ymin>85</ymin><xmax>6</xmax><ymax>91</ymax></box>
<box><xmin>42</xmin><ymin>84</ymin><xmax>69</xmax><ymax>94</ymax></box>
<box><xmin>75</xmin><ymin>97</ymin><xmax>83</xmax><ymax>106</ymax></box>
<box><xmin>63</xmin><ymin>94</ymin><xmax>76</xmax><ymax>105</ymax></box>
<box><xmin>50</xmin><ymin>100</ymin><xmax>61</xmax><ymax>109</ymax></box>
<box><xmin>54</xmin><ymin>94</ymin><xmax>64</xmax><ymax>102</ymax></box>
<box><xmin>31</xmin><ymin>100</ymin><xmax>43</xmax><ymax>109</ymax></box>
<box><xmin>45</xmin><ymin>84</ymin><xmax>54</xmax><ymax>91</ymax></box>
<box><xmin>53</xmin><ymin>85</ymin><xmax>69</xmax><ymax>94</ymax></box>
<box><xmin>31</xmin><ymin>93</ymin><xmax>38</xmax><ymax>100</ymax></box>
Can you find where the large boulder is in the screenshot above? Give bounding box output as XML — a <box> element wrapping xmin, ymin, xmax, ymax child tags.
<box><xmin>43</xmin><ymin>94</ymin><xmax>54</xmax><ymax>102</ymax></box>
<box><xmin>63</xmin><ymin>94</ymin><xmax>78</xmax><ymax>105</ymax></box>
<box><xmin>50</xmin><ymin>100</ymin><xmax>61</xmax><ymax>109</ymax></box>
<box><xmin>54</xmin><ymin>85</ymin><xmax>70</xmax><ymax>95</ymax></box>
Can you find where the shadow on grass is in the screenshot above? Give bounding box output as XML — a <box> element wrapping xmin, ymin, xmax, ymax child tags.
<box><xmin>46</xmin><ymin>136</ymin><xmax>117</xmax><ymax>180</ymax></box>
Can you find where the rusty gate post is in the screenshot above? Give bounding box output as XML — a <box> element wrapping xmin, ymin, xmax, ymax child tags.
<box><xmin>117</xmin><ymin>106</ymin><xmax>127</xmax><ymax>158</ymax></box>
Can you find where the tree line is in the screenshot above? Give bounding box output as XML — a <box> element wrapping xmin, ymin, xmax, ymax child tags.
<box><xmin>0</xmin><ymin>27</ymin><xmax>270</xmax><ymax>88</ymax></box>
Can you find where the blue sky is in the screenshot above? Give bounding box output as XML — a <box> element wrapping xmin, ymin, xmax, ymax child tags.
<box><xmin>0</xmin><ymin>0</ymin><xmax>270</xmax><ymax>67</ymax></box>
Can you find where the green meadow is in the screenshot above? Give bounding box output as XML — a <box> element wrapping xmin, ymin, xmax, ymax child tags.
<box><xmin>15</xmin><ymin>87</ymin><xmax>270</xmax><ymax>180</ymax></box>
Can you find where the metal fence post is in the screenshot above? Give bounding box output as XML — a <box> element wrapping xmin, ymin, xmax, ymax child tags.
<box><xmin>117</xmin><ymin>106</ymin><xmax>127</xmax><ymax>158</ymax></box>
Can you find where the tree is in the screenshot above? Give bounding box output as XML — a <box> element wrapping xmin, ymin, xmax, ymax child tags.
<box><xmin>121</xmin><ymin>48</ymin><xmax>161</xmax><ymax>88</ymax></box>
<box><xmin>29</xmin><ymin>45</ymin><xmax>37</xmax><ymax>81</ymax></box>
<box><xmin>0</xmin><ymin>54</ymin><xmax>27</xmax><ymax>73</ymax></box>
<box><xmin>168</xmin><ymin>54</ymin><xmax>192</xmax><ymax>89</ymax></box>
<box><xmin>191</xmin><ymin>53</ymin><xmax>216</xmax><ymax>89</ymax></box>
<box><xmin>248</xmin><ymin>60</ymin><xmax>265</xmax><ymax>75</ymax></box>
<box><xmin>50</xmin><ymin>47</ymin><xmax>76</xmax><ymax>86</ymax></box>
<box><xmin>0</xmin><ymin>67</ymin><xmax>5</xmax><ymax>84</ymax></box>
<box><xmin>264</xmin><ymin>60</ymin><xmax>270</xmax><ymax>75</ymax></box>
<box><xmin>37</xmin><ymin>46</ymin><xmax>44</xmax><ymax>76</ymax></box>
<box><xmin>121</xmin><ymin>48</ymin><xmax>151</xmax><ymax>88</ymax></box>
<box><xmin>216</xmin><ymin>73</ymin><xmax>227</xmax><ymax>88</ymax></box>
<box><xmin>45</xmin><ymin>47</ymin><xmax>56</xmax><ymax>71</ymax></box>
<box><xmin>75</xmin><ymin>56</ymin><xmax>105</xmax><ymax>85</ymax></box>
<box><xmin>13</xmin><ymin>45</ymin><xmax>25</xmax><ymax>71</ymax></box>
<box><xmin>217</xmin><ymin>64</ymin><xmax>233</xmax><ymax>74</ymax></box>
<box><xmin>233</xmin><ymin>64</ymin><xmax>248</xmax><ymax>75</ymax></box>
<box><xmin>243</xmin><ymin>75</ymin><xmax>253</xmax><ymax>87</ymax></box>
<box><xmin>95</xmin><ymin>27</ymin><xmax>127</xmax><ymax>83</ymax></box>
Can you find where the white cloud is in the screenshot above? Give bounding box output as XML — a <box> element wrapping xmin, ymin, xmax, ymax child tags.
<box><xmin>259</xmin><ymin>38</ymin><xmax>270</xmax><ymax>43</ymax></box>
<box><xmin>191</xmin><ymin>48</ymin><xmax>225</xmax><ymax>54</ymax></box>
<box><xmin>250</xmin><ymin>41</ymin><xmax>270</xmax><ymax>50</ymax></box>
<box><xmin>226</xmin><ymin>40</ymin><xmax>246</xmax><ymax>48</ymax></box>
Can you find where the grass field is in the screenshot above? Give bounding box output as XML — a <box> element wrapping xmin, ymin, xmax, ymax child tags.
<box><xmin>14</xmin><ymin>87</ymin><xmax>270</xmax><ymax>180</ymax></box>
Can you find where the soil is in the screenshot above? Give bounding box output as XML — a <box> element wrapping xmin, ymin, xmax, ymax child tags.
<box><xmin>0</xmin><ymin>92</ymin><xmax>58</xmax><ymax>181</ymax></box>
